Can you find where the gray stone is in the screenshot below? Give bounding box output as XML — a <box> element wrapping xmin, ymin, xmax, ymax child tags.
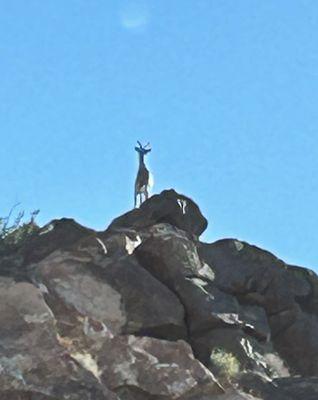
<box><xmin>0</xmin><ymin>277</ymin><xmax>116</xmax><ymax>400</ymax></box>
<box><xmin>198</xmin><ymin>239</ymin><xmax>310</xmax><ymax>314</ymax></box>
<box><xmin>34</xmin><ymin>249</ymin><xmax>186</xmax><ymax>342</ymax></box>
<box><xmin>107</xmin><ymin>189</ymin><xmax>208</xmax><ymax>237</ymax></box>
<box><xmin>98</xmin><ymin>335</ymin><xmax>223</xmax><ymax>399</ymax></box>
<box><xmin>270</xmin><ymin>310</ymin><xmax>318</xmax><ymax>376</ymax></box>
<box><xmin>192</xmin><ymin>328</ymin><xmax>287</xmax><ymax>380</ymax></box>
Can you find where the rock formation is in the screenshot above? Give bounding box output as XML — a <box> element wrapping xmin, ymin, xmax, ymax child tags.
<box><xmin>0</xmin><ymin>189</ymin><xmax>317</xmax><ymax>399</ymax></box>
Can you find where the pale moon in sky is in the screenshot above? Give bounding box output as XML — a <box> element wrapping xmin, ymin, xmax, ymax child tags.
<box><xmin>119</xmin><ymin>1</ymin><xmax>150</xmax><ymax>31</ymax></box>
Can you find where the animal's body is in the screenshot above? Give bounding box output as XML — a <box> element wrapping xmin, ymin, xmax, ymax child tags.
<box><xmin>134</xmin><ymin>142</ymin><xmax>152</xmax><ymax>208</ymax></box>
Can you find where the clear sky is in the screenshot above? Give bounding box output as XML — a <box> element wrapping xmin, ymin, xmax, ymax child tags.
<box><xmin>1</xmin><ymin>1</ymin><xmax>317</xmax><ymax>270</ymax></box>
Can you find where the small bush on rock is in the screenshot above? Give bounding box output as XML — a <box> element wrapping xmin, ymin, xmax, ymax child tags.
<box><xmin>0</xmin><ymin>205</ymin><xmax>39</xmax><ymax>254</ymax></box>
<box><xmin>210</xmin><ymin>347</ymin><xmax>241</xmax><ymax>380</ymax></box>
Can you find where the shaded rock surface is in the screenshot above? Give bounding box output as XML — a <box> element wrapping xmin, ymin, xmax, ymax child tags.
<box><xmin>0</xmin><ymin>189</ymin><xmax>317</xmax><ymax>399</ymax></box>
<box><xmin>198</xmin><ymin>239</ymin><xmax>318</xmax><ymax>376</ymax></box>
<box><xmin>98</xmin><ymin>336</ymin><xmax>222</xmax><ymax>399</ymax></box>
<box><xmin>108</xmin><ymin>189</ymin><xmax>208</xmax><ymax>237</ymax></box>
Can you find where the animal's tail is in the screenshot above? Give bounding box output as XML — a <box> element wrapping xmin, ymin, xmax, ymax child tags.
<box><xmin>148</xmin><ymin>172</ymin><xmax>154</xmax><ymax>189</ymax></box>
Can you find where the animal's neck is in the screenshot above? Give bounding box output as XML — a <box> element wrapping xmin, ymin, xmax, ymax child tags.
<box><xmin>138</xmin><ymin>153</ymin><xmax>146</xmax><ymax>167</ymax></box>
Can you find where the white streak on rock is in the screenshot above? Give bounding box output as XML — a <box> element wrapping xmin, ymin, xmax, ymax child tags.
<box><xmin>198</xmin><ymin>262</ymin><xmax>215</xmax><ymax>281</ymax></box>
<box><xmin>177</xmin><ymin>199</ymin><xmax>187</xmax><ymax>214</ymax></box>
<box><xmin>24</xmin><ymin>312</ymin><xmax>52</xmax><ymax>324</ymax></box>
<box><xmin>38</xmin><ymin>283</ymin><xmax>49</xmax><ymax>294</ymax></box>
<box><xmin>39</xmin><ymin>223</ymin><xmax>54</xmax><ymax>235</ymax></box>
<box><xmin>234</xmin><ymin>240</ymin><xmax>244</xmax><ymax>251</ymax></box>
<box><xmin>96</xmin><ymin>238</ymin><xmax>108</xmax><ymax>255</ymax></box>
<box><xmin>125</xmin><ymin>235</ymin><xmax>142</xmax><ymax>255</ymax></box>
<box><xmin>71</xmin><ymin>352</ymin><xmax>102</xmax><ymax>381</ymax></box>
<box><xmin>113</xmin><ymin>359</ymin><xmax>138</xmax><ymax>386</ymax></box>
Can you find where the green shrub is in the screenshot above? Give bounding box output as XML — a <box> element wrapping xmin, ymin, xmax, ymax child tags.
<box><xmin>0</xmin><ymin>204</ymin><xmax>39</xmax><ymax>254</ymax></box>
<box><xmin>210</xmin><ymin>347</ymin><xmax>241</xmax><ymax>380</ymax></box>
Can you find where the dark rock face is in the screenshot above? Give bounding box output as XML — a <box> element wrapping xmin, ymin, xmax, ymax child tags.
<box><xmin>107</xmin><ymin>189</ymin><xmax>208</xmax><ymax>237</ymax></box>
<box><xmin>273</xmin><ymin>377</ymin><xmax>318</xmax><ymax>400</ymax></box>
<box><xmin>0</xmin><ymin>189</ymin><xmax>317</xmax><ymax>399</ymax></box>
<box><xmin>198</xmin><ymin>239</ymin><xmax>310</xmax><ymax>312</ymax></box>
<box><xmin>238</xmin><ymin>374</ymin><xmax>318</xmax><ymax>400</ymax></box>
<box><xmin>198</xmin><ymin>239</ymin><xmax>318</xmax><ymax>376</ymax></box>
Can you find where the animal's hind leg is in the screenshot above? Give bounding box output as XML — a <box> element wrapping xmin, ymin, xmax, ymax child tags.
<box><xmin>145</xmin><ymin>189</ymin><xmax>149</xmax><ymax>200</ymax></box>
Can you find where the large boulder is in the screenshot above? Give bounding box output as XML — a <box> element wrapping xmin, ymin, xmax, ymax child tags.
<box><xmin>191</xmin><ymin>327</ymin><xmax>288</xmax><ymax>380</ymax></box>
<box><xmin>135</xmin><ymin>226</ymin><xmax>270</xmax><ymax>338</ymax></box>
<box><xmin>97</xmin><ymin>335</ymin><xmax>223</xmax><ymax>399</ymax></box>
<box><xmin>135</xmin><ymin>224</ymin><xmax>235</xmax><ymax>336</ymax></box>
<box><xmin>107</xmin><ymin>189</ymin><xmax>208</xmax><ymax>237</ymax></box>
<box><xmin>270</xmin><ymin>308</ymin><xmax>318</xmax><ymax>375</ymax></box>
<box><xmin>238</xmin><ymin>374</ymin><xmax>318</xmax><ymax>400</ymax></box>
<box><xmin>198</xmin><ymin>239</ymin><xmax>310</xmax><ymax>313</ymax></box>
<box><xmin>32</xmin><ymin>248</ymin><xmax>186</xmax><ymax>343</ymax></box>
<box><xmin>21</xmin><ymin>218</ymin><xmax>94</xmax><ymax>265</ymax></box>
<box><xmin>0</xmin><ymin>219</ymin><xmax>95</xmax><ymax>282</ymax></box>
<box><xmin>1</xmin><ymin>190</ymin><xmax>317</xmax><ymax>399</ymax></box>
<box><xmin>198</xmin><ymin>239</ymin><xmax>318</xmax><ymax>376</ymax></box>
<box><xmin>288</xmin><ymin>265</ymin><xmax>318</xmax><ymax>314</ymax></box>
<box><xmin>0</xmin><ymin>278</ymin><xmax>116</xmax><ymax>400</ymax></box>
<box><xmin>274</xmin><ymin>377</ymin><xmax>318</xmax><ymax>400</ymax></box>
<box><xmin>135</xmin><ymin>225</ymin><xmax>285</xmax><ymax>379</ymax></box>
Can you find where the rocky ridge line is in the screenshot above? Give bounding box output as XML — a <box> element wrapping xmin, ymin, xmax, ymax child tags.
<box><xmin>0</xmin><ymin>189</ymin><xmax>317</xmax><ymax>400</ymax></box>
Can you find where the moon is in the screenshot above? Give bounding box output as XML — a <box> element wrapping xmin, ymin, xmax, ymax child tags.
<box><xmin>119</xmin><ymin>1</ymin><xmax>150</xmax><ymax>31</ymax></box>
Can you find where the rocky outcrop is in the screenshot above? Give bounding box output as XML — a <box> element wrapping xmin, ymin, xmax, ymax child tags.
<box><xmin>98</xmin><ymin>336</ymin><xmax>222</xmax><ymax>399</ymax></box>
<box><xmin>108</xmin><ymin>189</ymin><xmax>208</xmax><ymax>237</ymax></box>
<box><xmin>0</xmin><ymin>189</ymin><xmax>317</xmax><ymax>399</ymax></box>
<box><xmin>198</xmin><ymin>239</ymin><xmax>318</xmax><ymax>376</ymax></box>
<box><xmin>0</xmin><ymin>278</ymin><xmax>113</xmax><ymax>400</ymax></box>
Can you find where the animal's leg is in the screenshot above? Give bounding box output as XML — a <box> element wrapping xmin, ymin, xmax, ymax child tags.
<box><xmin>139</xmin><ymin>193</ymin><xmax>142</xmax><ymax>206</ymax></box>
<box><xmin>134</xmin><ymin>188</ymin><xmax>137</xmax><ymax>208</ymax></box>
<box><xmin>145</xmin><ymin>188</ymin><xmax>149</xmax><ymax>200</ymax></box>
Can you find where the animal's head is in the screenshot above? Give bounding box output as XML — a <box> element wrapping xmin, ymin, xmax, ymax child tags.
<box><xmin>135</xmin><ymin>141</ymin><xmax>151</xmax><ymax>155</ymax></box>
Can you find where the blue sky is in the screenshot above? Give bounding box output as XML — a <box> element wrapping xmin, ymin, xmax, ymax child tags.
<box><xmin>0</xmin><ymin>1</ymin><xmax>317</xmax><ymax>270</ymax></box>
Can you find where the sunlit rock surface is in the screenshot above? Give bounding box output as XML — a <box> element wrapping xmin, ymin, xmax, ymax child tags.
<box><xmin>0</xmin><ymin>189</ymin><xmax>317</xmax><ymax>399</ymax></box>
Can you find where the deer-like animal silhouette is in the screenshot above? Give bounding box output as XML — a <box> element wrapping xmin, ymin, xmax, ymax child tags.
<box><xmin>134</xmin><ymin>141</ymin><xmax>152</xmax><ymax>208</ymax></box>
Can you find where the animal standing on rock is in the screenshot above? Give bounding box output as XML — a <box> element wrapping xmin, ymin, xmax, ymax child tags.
<box><xmin>134</xmin><ymin>141</ymin><xmax>152</xmax><ymax>208</ymax></box>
